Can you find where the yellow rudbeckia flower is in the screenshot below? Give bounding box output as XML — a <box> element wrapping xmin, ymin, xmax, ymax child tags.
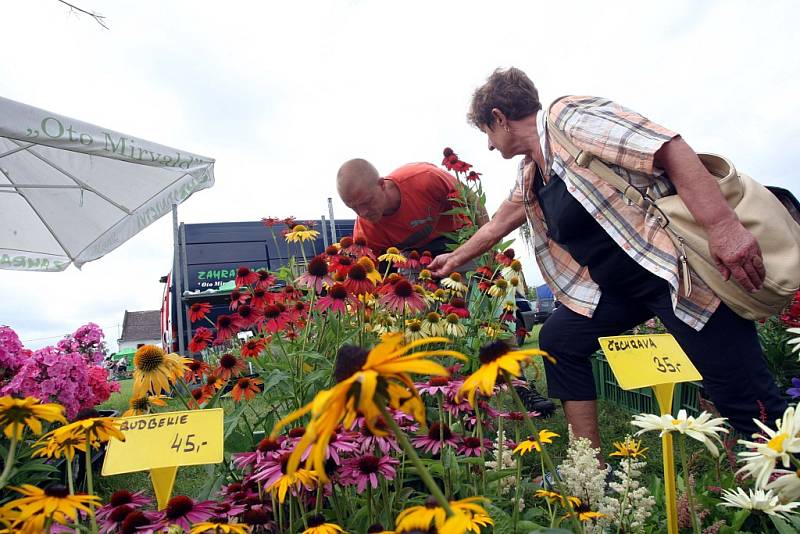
<box><xmin>609</xmin><ymin>436</ymin><xmax>648</xmax><ymax>459</ymax></box>
<box><xmin>272</xmin><ymin>334</ymin><xmax>465</xmax><ymax>481</ymax></box>
<box><xmin>395</xmin><ymin>496</ymin><xmax>493</xmax><ymax>533</ymax></box>
<box><xmin>0</xmin><ymin>396</ymin><xmax>66</xmax><ymax>440</ymax></box>
<box><xmin>378</xmin><ymin>247</ymin><xmax>406</xmax><ymax>265</ymax></box>
<box><xmin>0</xmin><ymin>484</ymin><xmax>100</xmax><ymax>530</ymax></box>
<box><xmin>189</xmin><ymin>521</ymin><xmax>250</xmax><ymax>534</ymax></box>
<box><xmin>285</xmin><ymin>224</ymin><xmax>320</xmax><ymax>243</ymax></box>
<box><xmin>132</xmin><ymin>345</ymin><xmax>190</xmax><ymax>397</ymax></box>
<box><xmin>512</xmin><ymin>429</ymin><xmax>560</xmax><ymax>455</ymax></box>
<box><xmin>456</xmin><ymin>340</ymin><xmax>554</xmax><ymax>408</ymax></box>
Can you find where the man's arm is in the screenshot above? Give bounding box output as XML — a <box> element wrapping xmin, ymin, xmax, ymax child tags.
<box><xmin>654</xmin><ymin>136</ymin><xmax>765</xmax><ymax>291</ymax></box>
<box><xmin>429</xmin><ymin>199</ymin><xmax>527</xmax><ymax>277</ymax></box>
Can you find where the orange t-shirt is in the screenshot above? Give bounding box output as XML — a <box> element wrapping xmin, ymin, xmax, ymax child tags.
<box><xmin>354</xmin><ymin>162</ymin><xmax>463</xmax><ymax>252</ymax></box>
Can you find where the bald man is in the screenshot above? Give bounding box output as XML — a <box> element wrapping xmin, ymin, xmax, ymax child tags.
<box><xmin>337</xmin><ymin>159</ymin><xmax>467</xmax><ymax>254</ymax></box>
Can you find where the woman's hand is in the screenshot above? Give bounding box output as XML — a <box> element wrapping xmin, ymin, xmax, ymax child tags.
<box><xmin>707</xmin><ymin>219</ymin><xmax>765</xmax><ymax>292</ymax></box>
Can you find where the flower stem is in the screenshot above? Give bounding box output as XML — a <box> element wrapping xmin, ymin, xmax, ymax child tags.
<box><xmin>503</xmin><ymin>372</ymin><xmax>584</xmax><ymax>534</ymax></box>
<box><xmin>66</xmin><ymin>456</ymin><xmax>75</xmax><ymax>495</ymax></box>
<box><xmin>83</xmin><ymin>431</ymin><xmax>98</xmax><ymax>534</ymax></box>
<box><xmin>0</xmin><ymin>432</ymin><xmax>18</xmax><ymax>490</ymax></box>
<box><xmin>378</xmin><ymin>403</ymin><xmax>453</xmax><ymax>516</ymax></box>
<box><xmin>679</xmin><ymin>435</ymin><xmax>701</xmax><ymax>534</ymax></box>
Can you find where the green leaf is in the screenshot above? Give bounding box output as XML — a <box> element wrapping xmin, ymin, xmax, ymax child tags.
<box><xmin>770</xmin><ymin>515</ymin><xmax>797</xmax><ymax>534</ymax></box>
<box><xmin>730</xmin><ymin>509</ymin><xmax>750</xmax><ymax>530</ymax></box>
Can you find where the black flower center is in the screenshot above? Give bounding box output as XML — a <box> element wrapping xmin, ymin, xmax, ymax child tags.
<box><xmin>329</xmin><ymin>284</ymin><xmax>348</xmax><ymax>300</ymax></box>
<box><xmin>348</xmin><ymin>264</ymin><xmax>367</xmax><ymax>281</ymax></box>
<box><xmin>339</xmin><ymin>237</ymin><xmax>354</xmax><ymax>248</ymax></box>
<box><xmin>220</xmin><ymin>354</ymin><xmax>238</xmax><ymax>369</ymax></box>
<box><xmin>135</xmin><ymin>345</ymin><xmax>165</xmax><ymax>372</ymax></box>
<box><xmin>110</xmin><ymin>504</ymin><xmax>134</xmax><ymax>523</ymax></box>
<box><xmin>464</xmin><ymin>437</ymin><xmax>481</xmax><ymax>448</ymax></box>
<box><xmin>257</xmin><ymin>438</ymin><xmax>280</xmax><ymax>453</ymax></box>
<box><xmin>358</xmin><ymin>455</ymin><xmax>380</xmax><ymax>474</ymax></box>
<box><xmin>288</xmin><ymin>426</ymin><xmax>306</xmax><ymax>438</ymax></box>
<box><xmin>264</xmin><ymin>305</ymin><xmax>281</xmax><ymax>319</ymax></box>
<box><xmin>120</xmin><ymin>512</ymin><xmax>149</xmax><ymax>534</ymax></box>
<box><xmin>44</xmin><ymin>484</ymin><xmax>69</xmax><ymax>498</ymax></box>
<box><xmin>333</xmin><ymin>345</ymin><xmax>369</xmax><ymax>383</ymax></box>
<box><xmin>427</xmin><ymin>423</ymin><xmax>452</xmax><ymax>440</ymax></box>
<box><xmin>394</xmin><ymin>280</ymin><xmax>413</xmax><ymax>298</ymax></box>
<box><xmin>307</xmin><ymin>515</ymin><xmax>326</xmax><ymax>527</ymax></box>
<box><xmin>165</xmin><ymin>496</ymin><xmax>194</xmax><ymax>519</ymax></box>
<box><xmin>479</xmin><ymin>340</ymin><xmax>511</xmax><ymax>364</ymax></box>
<box><xmin>308</xmin><ymin>256</ymin><xmax>329</xmax><ymax>277</ymax></box>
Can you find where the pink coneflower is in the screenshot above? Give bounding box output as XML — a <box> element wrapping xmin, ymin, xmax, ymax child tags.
<box><xmin>189</xmin><ymin>327</ymin><xmax>214</xmax><ymax>352</ymax></box>
<box><xmin>444</xmin><ymin>396</ymin><xmax>472</xmax><ymax>418</ymax></box>
<box><xmin>260</xmin><ymin>304</ymin><xmax>289</xmax><ymax>334</ymax></box>
<box><xmin>356</xmin><ymin>418</ymin><xmax>400</xmax><ymax>455</ymax></box>
<box><xmin>234</xmin><ymin>303</ymin><xmax>262</xmax><ymax>329</ymax></box>
<box><xmin>495</xmin><ymin>248</ymin><xmax>514</xmax><ymax>266</ymax></box>
<box><xmin>411</xmin><ymin>423</ymin><xmax>459</xmax><ymax>455</ymax></box>
<box><xmin>288</xmin><ymin>300</ymin><xmax>309</xmax><ymax>324</ymax></box>
<box><xmin>344</xmin><ymin>264</ymin><xmax>376</xmax><ymax>296</ymax></box>
<box><xmin>189</xmin><ymin>302</ymin><xmax>212</xmax><ymax>323</ymax></box>
<box><xmin>345</xmin><ymin>236</ymin><xmax>376</xmax><ymax>259</ymax></box>
<box><xmin>466</xmin><ymin>170</ymin><xmax>482</xmax><ymax>182</ymax></box>
<box><xmin>233</xmin><ymin>437</ymin><xmax>285</xmax><ymax>470</ymax></box>
<box><xmin>441</xmin><ymin>297</ymin><xmax>470</xmax><ymax>319</ymax></box>
<box><xmin>457</xmin><ymin>436</ymin><xmax>491</xmax><ymax>457</ymax></box>
<box><xmin>229</xmin><ymin>289</ymin><xmax>250</xmax><ymax>311</ymax></box>
<box><xmin>296</xmin><ymin>255</ymin><xmax>334</xmax><ymax>293</ymax></box>
<box><xmin>400</xmin><ymin>250</ymin><xmax>422</xmax><ymax>270</ymax></box>
<box><xmin>212</xmin><ymin>501</ymin><xmax>247</xmax><ymax>520</ymax></box>
<box><xmin>149</xmin><ymin>495</ymin><xmax>216</xmax><ymax>531</ymax></box>
<box><xmin>97</xmin><ymin>490</ymin><xmax>152</xmax><ymax>523</ymax></box>
<box><xmin>420</xmin><ymin>250</ymin><xmax>433</xmax><ymax>266</ymax></box>
<box><xmin>332</xmin><ymin>255</ymin><xmax>354</xmax><ymax>280</ymax></box>
<box><xmin>184</xmin><ymin>359</ymin><xmax>210</xmax><ymax>382</ymax></box>
<box><xmin>251</xmin><ymin>451</ymin><xmax>290</xmax><ymax>486</ymax></box>
<box><xmin>236</xmin><ymin>266</ymin><xmax>259</xmax><ymax>287</ymax></box>
<box><xmin>417</xmin><ymin>376</ymin><xmax>451</xmax><ymax>397</ymax></box>
<box><xmin>215</xmin><ymin>353</ymin><xmax>246</xmax><ymax>380</ymax></box>
<box><xmin>215</xmin><ymin>314</ymin><xmax>239</xmax><ymax>342</ymax></box>
<box><xmin>249</xmin><ymin>287</ymin><xmax>270</xmax><ymax>310</ymax></box>
<box><xmin>379</xmin><ymin>279</ymin><xmax>426</xmax><ymax>314</ymax></box>
<box><xmin>340</xmin><ymin>454</ymin><xmax>399</xmax><ymax>492</ymax></box>
<box><xmin>255</xmin><ymin>269</ymin><xmax>276</xmax><ymax>290</ymax></box>
<box><xmin>240</xmin><ymin>338</ymin><xmax>267</xmax><ymax>358</ymax></box>
<box><xmin>300</xmin><ymin>428</ymin><xmax>359</xmax><ymax>465</ymax></box>
<box><xmin>99</xmin><ymin>504</ymin><xmax>137</xmax><ymax>533</ymax></box>
<box><xmin>338</xmin><ymin>236</ymin><xmax>354</xmax><ymax>249</ymax></box>
<box><xmin>118</xmin><ymin>510</ymin><xmax>159</xmax><ymax>534</ymax></box>
<box><xmin>316</xmin><ymin>283</ymin><xmax>357</xmax><ymax>315</ymax></box>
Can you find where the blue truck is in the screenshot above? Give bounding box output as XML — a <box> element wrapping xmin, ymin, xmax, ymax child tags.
<box><xmin>161</xmin><ymin>219</ymin><xmax>355</xmax><ymax>353</ymax></box>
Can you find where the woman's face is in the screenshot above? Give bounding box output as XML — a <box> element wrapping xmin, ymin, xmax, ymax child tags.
<box><xmin>482</xmin><ymin>123</ymin><xmax>516</xmax><ymax>160</ymax></box>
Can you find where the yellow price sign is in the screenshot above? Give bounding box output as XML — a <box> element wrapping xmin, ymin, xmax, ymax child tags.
<box><xmin>102</xmin><ymin>408</ymin><xmax>223</xmax><ymax>476</ymax></box>
<box><xmin>598</xmin><ymin>334</ymin><xmax>701</xmax><ymax>390</ymax></box>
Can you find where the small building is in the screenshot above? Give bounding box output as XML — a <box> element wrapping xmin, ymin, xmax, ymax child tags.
<box><xmin>117</xmin><ymin>310</ymin><xmax>161</xmax><ymax>352</ymax></box>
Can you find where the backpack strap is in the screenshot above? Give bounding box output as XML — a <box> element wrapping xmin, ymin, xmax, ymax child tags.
<box><xmin>544</xmin><ymin>110</ymin><xmax>658</xmax><ymax>217</ymax></box>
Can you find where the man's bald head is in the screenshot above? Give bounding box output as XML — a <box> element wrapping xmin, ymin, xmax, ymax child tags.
<box><xmin>337</xmin><ymin>159</ymin><xmax>389</xmax><ymax>223</ymax></box>
<box><xmin>337</xmin><ymin>159</ymin><xmax>380</xmax><ymax>201</ymax></box>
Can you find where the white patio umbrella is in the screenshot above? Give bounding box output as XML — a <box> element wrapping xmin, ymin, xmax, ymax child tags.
<box><xmin>0</xmin><ymin>96</ymin><xmax>215</xmax><ymax>271</ymax></box>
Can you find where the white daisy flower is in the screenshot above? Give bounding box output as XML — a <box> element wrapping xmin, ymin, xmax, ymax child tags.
<box><xmin>718</xmin><ymin>487</ymin><xmax>800</xmax><ymax>517</ymax></box>
<box><xmin>738</xmin><ymin>406</ymin><xmax>800</xmax><ymax>489</ymax></box>
<box><xmin>767</xmin><ymin>469</ymin><xmax>800</xmax><ymax>502</ymax></box>
<box><xmin>787</xmin><ymin>327</ymin><xmax>800</xmax><ymax>356</ymax></box>
<box><xmin>631</xmin><ymin>409</ymin><xmax>728</xmax><ymax>457</ymax></box>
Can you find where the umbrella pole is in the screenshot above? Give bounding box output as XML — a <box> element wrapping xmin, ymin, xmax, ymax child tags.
<box><xmin>172</xmin><ymin>204</ymin><xmax>186</xmax><ymax>356</ymax></box>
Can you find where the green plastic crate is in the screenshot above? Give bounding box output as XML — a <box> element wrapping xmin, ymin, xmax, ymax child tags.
<box><xmin>592</xmin><ymin>353</ymin><xmax>702</xmax><ymax>416</ymax></box>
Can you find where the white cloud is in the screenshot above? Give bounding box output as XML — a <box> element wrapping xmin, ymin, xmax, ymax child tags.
<box><xmin>1</xmin><ymin>0</ymin><xmax>798</xmax><ymax>350</ymax></box>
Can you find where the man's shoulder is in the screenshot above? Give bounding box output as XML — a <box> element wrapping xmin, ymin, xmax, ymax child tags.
<box><xmin>389</xmin><ymin>162</ymin><xmax>456</xmax><ymax>184</ymax></box>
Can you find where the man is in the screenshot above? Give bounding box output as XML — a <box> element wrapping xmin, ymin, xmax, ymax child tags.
<box><xmin>430</xmin><ymin>67</ymin><xmax>786</xmax><ymax>448</ymax></box>
<box><xmin>337</xmin><ymin>159</ymin><xmax>474</xmax><ymax>255</ymax></box>
<box><xmin>338</xmin><ymin>158</ymin><xmax>556</xmax><ymax>415</ymax></box>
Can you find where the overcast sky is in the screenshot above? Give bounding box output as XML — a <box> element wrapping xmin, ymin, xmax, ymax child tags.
<box><xmin>1</xmin><ymin>0</ymin><xmax>798</xmax><ymax>352</ymax></box>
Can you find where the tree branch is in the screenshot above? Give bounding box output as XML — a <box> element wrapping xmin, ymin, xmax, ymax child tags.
<box><xmin>56</xmin><ymin>0</ymin><xmax>109</xmax><ymax>29</ymax></box>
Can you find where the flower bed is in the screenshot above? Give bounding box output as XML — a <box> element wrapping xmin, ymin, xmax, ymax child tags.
<box><xmin>2</xmin><ymin>152</ymin><xmax>800</xmax><ymax>533</ymax></box>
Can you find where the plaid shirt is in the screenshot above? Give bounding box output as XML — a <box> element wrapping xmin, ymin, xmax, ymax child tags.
<box><xmin>510</xmin><ymin>96</ymin><xmax>720</xmax><ymax>330</ymax></box>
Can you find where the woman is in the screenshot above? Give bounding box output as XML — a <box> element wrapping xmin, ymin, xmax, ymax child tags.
<box><xmin>429</xmin><ymin>67</ymin><xmax>785</xmax><ymax>448</ymax></box>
